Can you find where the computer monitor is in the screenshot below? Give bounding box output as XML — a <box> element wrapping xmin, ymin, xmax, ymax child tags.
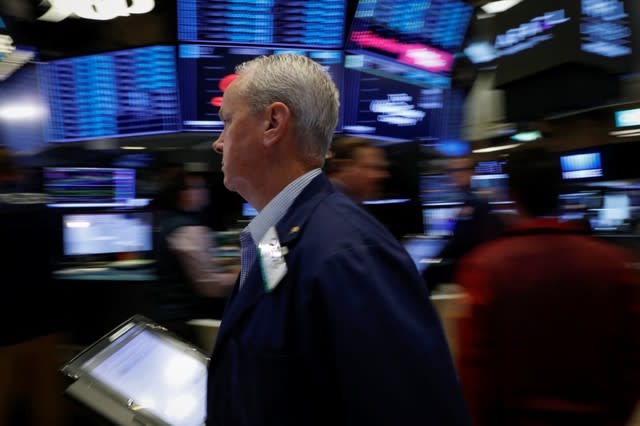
<box><xmin>61</xmin><ymin>316</ymin><xmax>208</xmax><ymax>426</ymax></box>
<box><xmin>592</xmin><ymin>193</ymin><xmax>631</xmax><ymax>231</ymax></box>
<box><xmin>62</xmin><ymin>212</ymin><xmax>152</xmax><ymax>256</ymax></box>
<box><xmin>560</xmin><ymin>152</ymin><xmax>603</xmax><ymax>180</ymax></box>
<box><xmin>45</xmin><ymin>167</ymin><xmax>137</xmax><ymax>208</ymax></box>
<box><xmin>403</xmin><ymin>236</ymin><xmax>447</xmax><ymax>274</ymax></box>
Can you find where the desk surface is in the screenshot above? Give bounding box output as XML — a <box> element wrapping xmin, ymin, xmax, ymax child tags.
<box><xmin>54</xmin><ymin>267</ymin><xmax>156</xmax><ymax>282</ymax></box>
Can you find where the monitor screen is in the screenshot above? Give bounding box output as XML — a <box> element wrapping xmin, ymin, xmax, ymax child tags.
<box><xmin>423</xmin><ymin>207</ymin><xmax>460</xmax><ymax>237</ymax></box>
<box><xmin>493</xmin><ymin>0</ymin><xmax>631</xmax><ymax>87</ymax></box>
<box><xmin>403</xmin><ymin>236</ymin><xmax>447</xmax><ymax>274</ymax></box>
<box><xmin>474</xmin><ymin>160</ymin><xmax>505</xmax><ymax>175</ymax></box>
<box><xmin>560</xmin><ymin>152</ymin><xmax>603</xmax><ymax>180</ymax></box>
<box><xmin>45</xmin><ymin>167</ymin><xmax>136</xmax><ymax>208</ymax></box>
<box><xmin>347</xmin><ymin>0</ymin><xmax>473</xmax><ymax>55</ymax></box>
<box><xmin>614</xmin><ymin>107</ymin><xmax>640</xmax><ymax>128</ymax></box>
<box><xmin>342</xmin><ymin>67</ymin><xmax>445</xmax><ymax>140</ymax></box>
<box><xmin>62</xmin><ymin>317</ymin><xmax>208</xmax><ymax>426</ymax></box>
<box><xmin>178</xmin><ymin>44</ymin><xmax>344</xmax><ymax>132</ymax></box>
<box><xmin>63</xmin><ymin>212</ymin><xmax>153</xmax><ymax>256</ymax></box>
<box><xmin>471</xmin><ymin>174</ymin><xmax>510</xmax><ymax>203</ymax></box>
<box><xmin>242</xmin><ymin>202</ymin><xmax>258</xmax><ymax>218</ymax></box>
<box><xmin>592</xmin><ymin>193</ymin><xmax>631</xmax><ymax>231</ymax></box>
<box><xmin>178</xmin><ymin>0</ymin><xmax>346</xmax><ymax>48</ymax></box>
<box><xmin>38</xmin><ymin>45</ymin><xmax>181</xmax><ymax>142</ymax></box>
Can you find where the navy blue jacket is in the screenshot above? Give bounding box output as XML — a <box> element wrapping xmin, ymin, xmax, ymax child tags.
<box><xmin>206</xmin><ymin>174</ymin><xmax>469</xmax><ymax>425</ymax></box>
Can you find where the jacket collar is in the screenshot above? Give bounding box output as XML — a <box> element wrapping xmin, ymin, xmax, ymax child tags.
<box><xmin>213</xmin><ymin>174</ymin><xmax>336</xmax><ymax>351</ymax></box>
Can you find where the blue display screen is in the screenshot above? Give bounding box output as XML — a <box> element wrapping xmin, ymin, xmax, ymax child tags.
<box><xmin>342</xmin><ymin>67</ymin><xmax>463</xmax><ymax>141</ymax></box>
<box><xmin>44</xmin><ymin>167</ymin><xmax>136</xmax><ymax>208</ymax></box>
<box><xmin>38</xmin><ymin>46</ymin><xmax>181</xmax><ymax>142</ymax></box>
<box><xmin>178</xmin><ymin>0</ymin><xmax>345</xmax><ymax>48</ymax></box>
<box><xmin>178</xmin><ymin>44</ymin><xmax>344</xmax><ymax>131</ymax></box>
<box><xmin>614</xmin><ymin>107</ymin><xmax>640</xmax><ymax>128</ymax></box>
<box><xmin>580</xmin><ymin>0</ymin><xmax>632</xmax><ymax>60</ymax></box>
<box><xmin>560</xmin><ymin>152</ymin><xmax>603</xmax><ymax>179</ymax></box>
<box><xmin>347</xmin><ymin>0</ymin><xmax>473</xmax><ymax>54</ymax></box>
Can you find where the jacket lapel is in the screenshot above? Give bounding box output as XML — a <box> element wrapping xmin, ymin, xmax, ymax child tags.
<box><xmin>213</xmin><ymin>174</ymin><xmax>336</xmax><ymax>351</ymax></box>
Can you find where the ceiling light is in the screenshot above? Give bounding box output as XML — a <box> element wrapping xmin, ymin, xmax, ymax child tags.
<box><xmin>510</xmin><ymin>130</ymin><xmax>542</xmax><ymax>142</ymax></box>
<box><xmin>121</xmin><ymin>146</ymin><xmax>147</xmax><ymax>150</ymax></box>
<box><xmin>472</xmin><ymin>143</ymin><xmax>521</xmax><ymax>153</ymax></box>
<box><xmin>0</xmin><ymin>103</ymin><xmax>46</xmax><ymax>121</ymax></box>
<box><xmin>481</xmin><ymin>0</ymin><xmax>523</xmax><ymax>14</ymax></box>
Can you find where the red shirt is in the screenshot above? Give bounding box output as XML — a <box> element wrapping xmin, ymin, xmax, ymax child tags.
<box><xmin>455</xmin><ymin>218</ymin><xmax>640</xmax><ymax>426</ymax></box>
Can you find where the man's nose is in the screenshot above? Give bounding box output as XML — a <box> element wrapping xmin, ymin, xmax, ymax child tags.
<box><xmin>212</xmin><ymin>132</ymin><xmax>224</xmax><ymax>154</ymax></box>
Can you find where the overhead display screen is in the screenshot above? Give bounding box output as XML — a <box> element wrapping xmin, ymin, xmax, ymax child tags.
<box><xmin>178</xmin><ymin>44</ymin><xmax>343</xmax><ymax>132</ymax></box>
<box><xmin>494</xmin><ymin>0</ymin><xmax>632</xmax><ymax>86</ymax></box>
<box><xmin>342</xmin><ymin>66</ymin><xmax>465</xmax><ymax>142</ymax></box>
<box><xmin>178</xmin><ymin>0</ymin><xmax>346</xmax><ymax>48</ymax></box>
<box><xmin>347</xmin><ymin>0</ymin><xmax>473</xmax><ymax>54</ymax></box>
<box><xmin>38</xmin><ymin>45</ymin><xmax>181</xmax><ymax>142</ymax></box>
<box><xmin>342</xmin><ymin>67</ymin><xmax>445</xmax><ymax>141</ymax></box>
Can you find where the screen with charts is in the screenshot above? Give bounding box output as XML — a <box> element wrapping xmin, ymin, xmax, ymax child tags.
<box><xmin>63</xmin><ymin>212</ymin><xmax>153</xmax><ymax>256</ymax></box>
<box><xmin>348</xmin><ymin>0</ymin><xmax>473</xmax><ymax>54</ymax></box>
<box><xmin>38</xmin><ymin>45</ymin><xmax>180</xmax><ymax>142</ymax></box>
<box><xmin>342</xmin><ymin>67</ymin><xmax>450</xmax><ymax>140</ymax></box>
<box><xmin>62</xmin><ymin>318</ymin><xmax>208</xmax><ymax>426</ymax></box>
<box><xmin>346</xmin><ymin>0</ymin><xmax>472</xmax><ymax>80</ymax></box>
<box><xmin>178</xmin><ymin>44</ymin><xmax>344</xmax><ymax>131</ymax></box>
<box><xmin>178</xmin><ymin>0</ymin><xmax>346</xmax><ymax>48</ymax></box>
<box><xmin>44</xmin><ymin>167</ymin><xmax>136</xmax><ymax>208</ymax></box>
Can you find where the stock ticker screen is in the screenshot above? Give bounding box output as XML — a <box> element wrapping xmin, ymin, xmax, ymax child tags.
<box><xmin>44</xmin><ymin>167</ymin><xmax>136</xmax><ymax>207</ymax></box>
<box><xmin>178</xmin><ymin>0</ymin><xmax>346</xmax><ymax>48</ymax></box>
<box><xmin>493</xmin><ymin>0</ymin><xmax>632</xmax><ymax>86</ymax></box>
<box><xmin>178</xmin><ymin>44</ymin><xmax>344</xmax><ymax>131</ymax></box>
<box><xmin>342</xmin><ymin>67</ymin><xmax>465</xmax><ymax>141</ymax></box>
<box><xmin>348</xmin><ymin>0</ymin><xmax>473</xmax><ymax>53</ymax></box>
<box><xmin>344</xmin><ymin>0</ymin><xmax>472</xmax><ymax>89</ymax></box>
<box><xmin>38</xmin><ymin>46</ymin><xmax>181</xmax><ymax>142</ymax></box>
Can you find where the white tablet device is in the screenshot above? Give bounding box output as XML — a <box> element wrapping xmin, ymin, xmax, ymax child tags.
<box><xmin>61</xmin><ymin>316</ymin><xmax>209</xmax><ymax>426</ymax></box>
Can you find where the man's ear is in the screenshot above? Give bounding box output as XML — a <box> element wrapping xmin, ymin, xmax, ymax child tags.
<box><xmin>263</xmin><ymin>102</ymin><xmax>291</xmax><ymax>147</ymax></box>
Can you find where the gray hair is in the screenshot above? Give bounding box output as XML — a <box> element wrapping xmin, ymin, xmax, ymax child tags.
<box><xmin>235</xmin><ymin>54</ymin><xmax>340</xmax><ymax>164</ymax></box>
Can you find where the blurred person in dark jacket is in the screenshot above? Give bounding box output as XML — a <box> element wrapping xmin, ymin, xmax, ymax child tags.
<box><xmin>0</xmin><ymin>148</ymin><xmax>66</xmax><ymax>426</ymax></box>
<box><xmin>150</xmin><ymin>167</ymin><xmax>237</xmax><ymax>340</ymax></box>
<box><xmin>424</xmin><ymin>156</ymin><xmax>504</xmax><ymax>292</ymax></box>
<box><xmin>325</xmin><ymin>136</ymin><xmax>389</xmax><ymax>203</ymax></box>
<box><xmin>455</xmin><ymin>146</ymin><xmax>640</xmax><ymax>426</ymax></box>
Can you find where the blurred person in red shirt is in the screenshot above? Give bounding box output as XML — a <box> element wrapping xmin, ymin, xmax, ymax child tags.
<box><xmin>455</xmin><ymin>146</ymin><xmax>640</xmax><ymax>426</ymax></box>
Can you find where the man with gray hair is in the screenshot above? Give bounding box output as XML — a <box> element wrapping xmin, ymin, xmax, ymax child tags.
<box><xmin>208</xmin><ymin>54</ymin><xmax>469</xmax><ymax>425</ymax></box>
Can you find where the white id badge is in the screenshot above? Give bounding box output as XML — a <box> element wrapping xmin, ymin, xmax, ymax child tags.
<box><xmin>258</xmin><ymin>227</ymin><xmax>288</xmax><ymax>292</ymax></box>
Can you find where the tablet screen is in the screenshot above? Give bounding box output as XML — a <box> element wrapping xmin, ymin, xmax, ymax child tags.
<box><xmin>72</xmin><ymin>322</ymin><xmax>208</xmax><ymax>426</ymax></box>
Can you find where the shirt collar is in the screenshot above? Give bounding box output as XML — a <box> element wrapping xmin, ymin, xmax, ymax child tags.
<box><xmin>246</xmin><ymin>168</ymin><xmax>322</xmax><ymax>244</ymax></box>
